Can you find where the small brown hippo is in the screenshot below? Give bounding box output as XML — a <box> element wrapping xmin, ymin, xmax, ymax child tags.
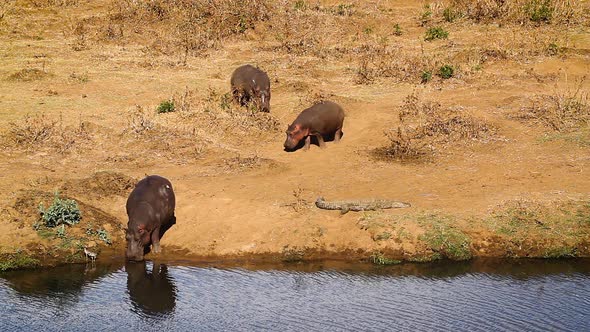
<box><xmin>230</xmin><ymin>64</ymin><xmax>271</xmax><ymax>112</ymax></box>
<box><xmin>125</xmin><ymin>175</ymin><xmax>176</xmax><ymax>261</ymax></box>
<box><xmin>284</xmin><ymin>101</ymin><xmax>345</xmax><ymax>151</ymax></box>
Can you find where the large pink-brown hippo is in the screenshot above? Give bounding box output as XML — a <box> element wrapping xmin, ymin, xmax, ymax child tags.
<box><xmin>284</xmin><ymin>101</ymin><xmax>345</xmax><ymax>151</ymax></box>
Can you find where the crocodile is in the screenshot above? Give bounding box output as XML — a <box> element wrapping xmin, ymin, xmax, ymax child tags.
<box><xmin>315</xmin><ymin>197</ymin><xmax>411</xmax><ymax>214</ymax></box>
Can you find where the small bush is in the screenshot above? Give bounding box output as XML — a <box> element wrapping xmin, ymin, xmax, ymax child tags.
<box><xmin>334</xmin><ymin>3</ymin><xmax>354</xmax><ymax>16</ymax></box>
<box><xmin>294</xmin><ymin>0</ymin><xmax>306</xmax><ymax>10</ymax></box>
<box><xmin>8</xmin><ymin>68</ymin><xmax>50</xmax><ymax>81</ymax></box>
<box><xmin>421</xmin><ymin>4</ymin><xmax>433</xmax><ymax>25</ymax></box>
<box><xmin>526</xmin><ymin>0</ymin><xmax>553</xmax><ymax>23</ymax></box>
<box><xmin>438</xmin><ymin>65</ymin><xmax>455</xmax><ymax>79</ymax></box>
<box><xmin>425</xmin><ymin>26</ymin><xmax>448</xmax><ymax>41</ymax></box>
<box><xmin>546</xmin><ymin>42</ymin><xmax>559</xmax><ymax>56</ymax></box>
<box><xmin>97</xmin><ymin>229</ymin><xmax>112</xmax><ymax>245</ymax></box>
<box><xmin>517</xmin><ymin>82</ymin><xmax>589</xmax><ymax>132</ymax></box>
<box><xmin>38</xmin><ymin>192</ymin><xmax>82</xmax><ymax>228</ymax></box>
<box><xmin>373</xmin><ymin>93</ymin><xmax>496</xmax><ymax>161</ymax></box>
<box><xmin>8</xmin><ymin>114</ymin><xmax>56</xmax><ymax>146</ymax></box>
<box><xmin>421</xmin><ymin>70</ymin><xmax>432</xmax><ymax>83</ymax></box>
<box><xmin>443</xmin><ymin>7</ymin><xmax>458</xmax><ymax>22</ymax></box>
<box><xmin>156</xmin><ymin>100</ymin><xmax>175</xmax><ymax>113</ymax></box>
<box><xmin>393</xmin><ymin>23</ymin><xmax>402</xmax><ymax>36</ymax></box>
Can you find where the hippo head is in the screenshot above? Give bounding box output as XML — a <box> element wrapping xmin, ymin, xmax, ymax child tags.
<box><xmin>252</xmin><ymin>80</ymin><xmax>270</xmax><ymax>112</ymax></box>
<box><xmin>125</xmin><ymin>222</ymin><xmax>150</xmax><ymax>261</ymax></box>
<box><xmin>284</xmin><ymin>123</ymin><xmax>310</xmax><ymax>150</ymax></box>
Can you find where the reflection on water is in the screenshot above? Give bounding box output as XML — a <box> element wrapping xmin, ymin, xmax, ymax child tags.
<box><xmin>1</xmin><ymin>259</ymin><xmax>590</xmax><ymax>331</ymax></box>
<box><xmin>126</xmin><ymin>261</ymin><xmax>176</xmax><ymax>318</ymax></box>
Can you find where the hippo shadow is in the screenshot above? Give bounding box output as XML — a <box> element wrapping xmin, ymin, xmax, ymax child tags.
<box><xmin>283</xmin><ymin>131</ymin><xmax>345</xmax><ymax>152</ymax></box>
<box><xmin>126</xmin><ymin>261</ymin><xmax>177</xmax><ymax>318</ymax></box>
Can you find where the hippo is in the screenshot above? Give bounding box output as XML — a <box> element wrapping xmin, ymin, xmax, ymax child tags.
<box><xmin>125</xmin><ymin>175</ymin><xmax>176</xmax><ymax>261</ymax></box>
<box><xmin>230</xmin><ymin>64</ymin><xmax>271</xmax><ymax>112</ymax></box>
<box><xmin>284</xmin><ymin>101</ymin><xmax>345</xmax><ymax>151</ymax></box>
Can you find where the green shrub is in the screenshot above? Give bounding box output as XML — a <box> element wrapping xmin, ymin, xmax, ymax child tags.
<box><xmin>438</xmin><ymin>65</ymin><xmax>454</xmax><ymax>79</ymax></box>
<box><xmin>425</xmin><ymin>26</ymin><xmax>448</xmax><ymax>41</ymax></box>
<box><xmin>97</xmin><ymin>229</ymin><xmax>112</xmax><ymax>245</ymax></box>
<box><xmin>547</xmin><ymin>42</ymin><xmax>559</xmax><ymax>56</ymax></box>
<box><xmin>526</xmin><ymin>0</ymin><xmax>553</xmax><ymax>23</ymax></box>
<box><xmin>294</xmin><ymin>0</ymin><xmax>306</xmax><ymax>10</ymax></box>
<box><xmin>156</xmin><ymin>100</ymin><xmax>175</xmax><ymax>113</ymax></box>
<box><xmin>393</xmin><ymin>23</ymin><xmax>402</xmax><ymax>36</ymax></box>
<box><xmin>56</xmin><ymin>224</ymin><xmax>67</xmax><ymax>238</ymax></box>
<box><xmin>421</xmin><ymin>4</ymin><xmax>432</xmax><ymax>23</ymax></box>
<box><xmin>421</xmin><ymin>70</ymin><xmax>432</xmax><ymax>83</ymax></box>
<box><xmin>443</xmin><ymin>7</ymin><xmax>458</xmax><ymax>22</ymax></box>
<box><xmin>38</xmin><ymin>193</ymin><xmax>81</xmax><ymax>228</ymax></box>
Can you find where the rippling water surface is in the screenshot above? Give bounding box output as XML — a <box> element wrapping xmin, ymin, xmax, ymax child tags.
<box><xmin>1</xmin><ymin>259</ymin><xmax>589</xmax><ymax>331</ymax></box>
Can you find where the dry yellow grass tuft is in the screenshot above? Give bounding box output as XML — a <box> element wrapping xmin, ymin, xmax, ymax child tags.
<box><xmin>517</xmin><ymin>80</ymin><xmax>589</xmax><ymax>131</ymax></box>
<box><xmin>438</xmin><ymin>0</ymin><xmax>588</xmax><ymax>26</ymax></box>
<box><xmin>5</xmin><ymin>113</ymin><xmax>92</xmax><ymax>153</ymax></box>
<box><xmin>374</xmin><ymin>93</ymin><xmax>497</xmax><ymax>161</ymax></box>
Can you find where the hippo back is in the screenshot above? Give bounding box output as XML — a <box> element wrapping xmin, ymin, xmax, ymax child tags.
<box><xmin>126</xmin><ymin>175</ymin><xmax>175</xmax><ymax>222</ymax></box>
<box><xmin>231</xmin><ymin>64</ymin><xmax>269</xmax><ymax>91</ymax></box>
<box><xmin>297</xmin><ymin>101</ymin><xmax>345</xmax><ymax>133</ymax></box>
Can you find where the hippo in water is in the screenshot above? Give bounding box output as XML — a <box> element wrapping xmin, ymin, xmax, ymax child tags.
<box><xmin>125</xmin><ymin>175</ymin><xmax>176</xmax><ymax>261</ymax></box>
<box><xmin>230</xmin><ymin>64</ymin><xmax>271</xmax><ymax>112</ymax></box>
<box><xmin>284</xmin><ymin>101</ymin><xmax>345</xmax><ymax>151</ymax></box>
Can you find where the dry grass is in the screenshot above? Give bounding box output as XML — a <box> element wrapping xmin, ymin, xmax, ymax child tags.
<box><xmin>5</xmin><ymin>113</ymin><xmax>92</xmax><ymax>153</ymax></box>
<box><xmin>488</xmin><ymin>199</ymin><xmax>590</xmax><ymax>257</ymax></box>
<box><xmin>374</xmin><ymin>93</ymin><xmax>497</xmax><ymax>161</ymax></box>
<box><xmin>7</xmin><ymin>68</ymin><xmax>51</xmax><ymax>81</ymax></box>
<box><xmin>85</xmin><ymin>0</ymin><xmax>272</xmax><ymax>59</ymax></box>
<box><xmin>438</xmin><ymin>0</ymin><xmax>588</xmax><ymax>26</ymax></box>
<box><xmin>517</xmin><ymin>80</ymin><xmax>589</xmax><ymax>131</ymax></box>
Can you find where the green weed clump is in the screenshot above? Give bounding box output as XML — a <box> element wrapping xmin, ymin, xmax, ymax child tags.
<box><xmin>421</xmin><ymin>70</ymin><xmax>432</xmax><ymax>83</ymax></box>
<box><xmin>38</xmin><ymin>192</ymin><xmax>81</xmax><ymax>228</ymax></box>
<box><xmin>443</xmin><ymin>7</ymin><xmax>459</xmax><ymax>22</ymax></box>
<box><xmin>393</xmin><ymin>23</ymin><xmax>403</xmax><ymax>36</ymax></box>
<box><xmin>526</xmin><ymin>0</ymin><xmax>553</xmax><ymax>23</ymax></box>
<box><xmin>371</xmin><ymin>252</ymin><xmax>401</xmax><ymax>265</ymax></box>
<box><xmin>97</xmin><ymin>229</ymin><xmax>112</xmax><ymax>245</ymax></box>
<box><xmin>0</xmin><ymin>252</ymin><xmax>40</xmax><ymax>271</ymax></box>
<box><xmin>425</xmin><ymin>26</ymin><xmax>449</xmax><ymax>41</ymax></box>
<box><xmin>419</xmin><ymin>215</ymin><xmax>472</xmax><ymax>261</ymax></box>
<box><xmin>438</xmin><ymin>65</ymin><xmax>455</xmax><ymax>79</ymax></box>
<box><xmin>156</xmin><ymin>100</ymin><xmax>175</xmax><ymax>113</ymax></box>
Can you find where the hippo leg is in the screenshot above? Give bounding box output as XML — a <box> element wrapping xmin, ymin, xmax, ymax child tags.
<box><xmin>304</xmin><ymin>136</ymin><xmax>311</xmax><ymax>151</ymax></box>
<box><xmin>316</xmin><ymin>134</ymin><xmax>326</xmax><ymax>148</ymax></box>
<box><xmin>334</xmin><ymin>128</ymin><xmax>343</xmax><ymax>143</ymax></box>
<box><xmin>151</xmin><ymin>226</ymin><xmax>161</xmax><ymax>254</ymax></box>
<box><xmin>232</xmin><ymin>88</ymin><xmax>241</xmax><ymax>104</ymax></box>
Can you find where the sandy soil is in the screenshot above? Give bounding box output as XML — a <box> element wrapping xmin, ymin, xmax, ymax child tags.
<box><xmin>0</xmin><ymin>0</ymin><xmax>589</xmax><ymax>267</ymax></box>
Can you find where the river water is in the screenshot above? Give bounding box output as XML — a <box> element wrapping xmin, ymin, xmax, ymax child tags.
<box><xmin>1</xmin><ymin>259</ymin><xmax>589</xmax><ymax>331</ymax></box>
